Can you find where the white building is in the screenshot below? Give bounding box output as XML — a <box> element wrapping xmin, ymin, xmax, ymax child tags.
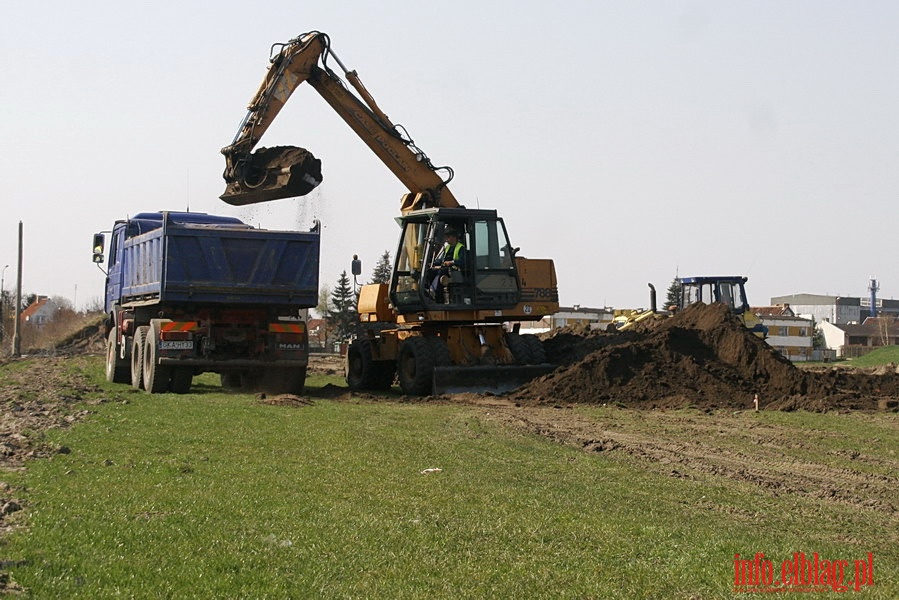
<box><xmin>753</xmin><ymin>305</ymin><xmax>815</xmax><ymax>362</ymax></box>
<box><xmin>549</xmin><ymin>306</ymin><xmax>615</xmax><ymax>331</ymax></box>
<box><xmin>770</xmin><ymin>293</ymin><xmax>899</xmax><ymax>325</ymax></box>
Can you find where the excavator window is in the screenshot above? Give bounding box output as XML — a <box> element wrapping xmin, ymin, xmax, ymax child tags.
<box><xmin>471</xmin><ymin>219</ymin><xmax>518</xmax><ymax>305</ymax></box>
<box><xmin>392</xmin><ymin>221</ymin><xmax>428</xmax><ymax>307</ymax></box>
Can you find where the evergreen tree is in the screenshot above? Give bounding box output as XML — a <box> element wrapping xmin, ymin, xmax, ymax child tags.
<box><xmin>369</xmin><ymin>250</ymin><xmax>392</xmax><ymax>285</ymax></box>
<box><xmin>325</xmin><ymin>270</ymin><xmax>358</xmax><ymax>341</ymax></box>
<box><xmin>665</xmin><ymin>277</ymin><xmax>682</xmax><ymax>310</ymax></box>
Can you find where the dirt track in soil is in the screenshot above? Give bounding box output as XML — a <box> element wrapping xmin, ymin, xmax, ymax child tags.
<box><xmin>456</xmin><ymin>398</ymin><xmax>898</xmax><ymax>522</ymax></box>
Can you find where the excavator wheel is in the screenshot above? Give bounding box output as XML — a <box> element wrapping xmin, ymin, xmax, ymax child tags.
<box><xmin>397</xmin><ymin>336</ymin><xmax>450</xmax><ymax>395</ymax></box>
<box><xmin>521</xmin><ymin>334</ymin><xmax>547</xmax><ymax>364</ymax></box>
<box><xmin>506</xmin><ymin>332</ymin><xmax>548</xmax><ymax>365</ymax></box>
<box><xmin>346</xmin><ymin>339</ymin><xmax>395</xmax><ymax>391</ymax></box>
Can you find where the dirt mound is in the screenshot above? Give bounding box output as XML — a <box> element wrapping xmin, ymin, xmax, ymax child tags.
<box><xmin>256</xmin><ymin>393</ymin><xmax>315</xmax><ymax>407</ymax></box>
<box><xmin>516</xmin><ymin>303</ymin><xmax>899</xmax><ymax>411</ymax></box>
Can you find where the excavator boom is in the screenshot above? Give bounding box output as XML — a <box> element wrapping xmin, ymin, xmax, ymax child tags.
<box><xmin>221</xmin><ymin>32</ymin><xmax>457</xmax><ymax>208</ymax></box>
<box><xmin>223</xmin><ymin>31</ymin><xmax>560</xmax><ymax>396</ymax></box>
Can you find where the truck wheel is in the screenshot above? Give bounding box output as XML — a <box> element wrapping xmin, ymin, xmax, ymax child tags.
<box><xmin>260</xmin><ymin>367</ymin><xmax>306</xmax><ymax>395</ymax></box>
<box><xmin>346</xmin><ymin>339</ymin><xmax>395</xmax><ymax>391</ymax></box>
<box><xmin>131</xmin><ymin>326</ymin><xmax>148</xmax><ymax>390</ymax></box>
<box><xmin>106</xmin><ymin>329</ymin><xmax>130</xmax><ymax>384</ymax></box>
<box><xmin>220</xmin><ymin>372</ymin><xmax>242</xmax><ymax>389</ymax></box>
<box><xmin>397</xmin><ymin>336</ymin><xmax>440</xmax><ymax>396</ymax></box>
<box><xmin>143</xmin><ymin>323</ymin><xmax>172</xmax><ymax>394</ymax></box>
<box><xmin>170</xmin><ymin>368</ymin><xmax>193</xmax><ymax>394</ymax></box>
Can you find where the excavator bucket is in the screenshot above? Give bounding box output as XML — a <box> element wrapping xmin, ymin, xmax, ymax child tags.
<box><xmin>432</xmin><ymin>364</ymin><xmax>556</xmax><ymax>395</ymax></box>
<box><xmin>221</xmin><ymin>146</ymin><xmax>323</xmax><ymax>205</ymax></box>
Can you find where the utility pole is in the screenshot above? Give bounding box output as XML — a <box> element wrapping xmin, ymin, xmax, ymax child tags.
<box><xmin>0</xmin><ymin>264</ymin><xmax>7</xmax><ymax>343</ymax></box>
<box><xmin>12</xmin><ymin>222</ymin><xmax>22</xmax><ymax>357</ymax></box>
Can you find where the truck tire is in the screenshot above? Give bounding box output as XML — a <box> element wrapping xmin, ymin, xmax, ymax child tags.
<box><xmin>170</xmin><ymin>368</ymin><xmax>193</xmax><ymax>394</ymax></box>
<box><xmin>105</xmin><ymin>329</ymin><xmax>130</xmax><ymax>384</ymax></box>
<box><xmin>131</xmin><ymin>326</ymin><xmax>148</xmax><ymax>390</ymax></box>
<box><xmin>346</xmin><ymin>339</ymin><xmax>395</xmax><ymax>391</ymax></box>
<box><xmin>220</xmin><ymin>372</ymin><xmax>242</xmax><ymax>389</ymax></box>
<box><xmin>260</xmin><ymin>367</ymin><xmax>306</xmax><ymax>395</ymax></box>
<box><xmin>397</xmin><ymin>336</ymin><xmax>445</xmax><ymax>396</ymax></box>
<box><xmin>143</xmin><ymin>322</ymin><xmax>172</xmax><ymax>394</ymax></box>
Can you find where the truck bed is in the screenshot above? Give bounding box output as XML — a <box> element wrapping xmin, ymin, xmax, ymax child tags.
<box><xmin>117</xmin><ymin>212</ymin><xmax>319</xmax><ymax>307</ymax></box>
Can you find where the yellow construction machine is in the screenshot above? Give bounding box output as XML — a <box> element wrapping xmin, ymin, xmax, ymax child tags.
<box><xmin>221</xmin><ymin>31</ymin><xmax>559</xmax><ymax>394</ymax></box>
<box><xmin>618</xmin><ymin>276</ymin><xmax>768</xmax><ymax>338</ymax></box>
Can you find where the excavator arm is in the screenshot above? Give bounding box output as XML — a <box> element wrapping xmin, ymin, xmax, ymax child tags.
<box><xmin>221</xmin><ymin>31</ymin><xmax>458</xmax><ymax>210</ymax></box>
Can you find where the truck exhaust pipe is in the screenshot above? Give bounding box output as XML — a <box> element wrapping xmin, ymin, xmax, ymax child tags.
<box><xmin>649</xmin><ymin>283</ymin><xmax>657</xmax><ymax>313</ymax></box>
<box><xmin>221</xmin><ymin>146</ymin><xmax>323</xmax><ymax>205</ymax></box>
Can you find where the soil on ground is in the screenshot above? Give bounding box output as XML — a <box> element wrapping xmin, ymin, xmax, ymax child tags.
<box><xmin>514</xmin><ymin>302</ymin><xmax>899</xmax><ymax>412</ymax></box>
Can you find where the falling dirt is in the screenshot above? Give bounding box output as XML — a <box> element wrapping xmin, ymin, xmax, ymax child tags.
<box><xmin>256</xmin><ymin>393</ymin><xmax>315</xmax><ymax>407</ymax></box>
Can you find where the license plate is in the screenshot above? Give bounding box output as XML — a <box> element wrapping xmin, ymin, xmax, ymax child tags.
<box><xmin>160</xmin><ymin>341</ymin><xmax>194</xmax><ymax>350</ymax></box>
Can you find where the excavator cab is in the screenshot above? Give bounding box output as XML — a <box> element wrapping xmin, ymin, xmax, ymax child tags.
<box><xmin>390</xmin><ymin>208</ymin><xmax>521</xmax><ymax>313</ymax></box>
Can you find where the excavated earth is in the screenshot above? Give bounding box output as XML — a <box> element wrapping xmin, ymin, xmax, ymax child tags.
<box><xmin>515</xmin><ymin>302</ymin><xmax>899</xmax><ymax>412</ymax></box>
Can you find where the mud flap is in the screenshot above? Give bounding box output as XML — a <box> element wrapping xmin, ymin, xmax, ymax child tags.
<box><xmin>221</xmin><ymin>146</ymin><xmax>323</xmax><ymax>205</ymax></box>
<box><xmin>432</xmin><ymin>364</ymin><xmax>556</xmax><ymax>395</ymax></box>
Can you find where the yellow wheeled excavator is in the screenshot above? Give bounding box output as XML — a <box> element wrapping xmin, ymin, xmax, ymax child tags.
<box><xmin>221</xmin><ymin>31</ymin><xmax>559</xmax><ymax>394</ymax></box>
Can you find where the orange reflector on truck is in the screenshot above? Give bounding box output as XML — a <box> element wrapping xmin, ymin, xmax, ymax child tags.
<box><xmin>160</xmin><ymin>321</ymin><xmax>199</xmax><ymax>332</ymax></box>
<box><xmin>268</xmin><ymin>323</ymin><xmax>306</xmax><ymax>333</ymax></box>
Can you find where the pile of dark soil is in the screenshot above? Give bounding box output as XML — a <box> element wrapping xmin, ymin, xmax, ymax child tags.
<box><xmin>515</xmin><ymin>303</ymin><xmax>899</xmax><ymax>411</ymax></box>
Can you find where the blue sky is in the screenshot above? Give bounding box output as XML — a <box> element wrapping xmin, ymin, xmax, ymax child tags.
<box><xmin>2</xmin><ymin>1</ymin><xmax>897</xmax><ymax>310</ymax></box>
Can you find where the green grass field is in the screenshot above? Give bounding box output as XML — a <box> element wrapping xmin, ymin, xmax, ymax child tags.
<box><xmin>1</xmin><ymin>356</ymin><xmax>896</xmax><ymax>598</ymax></box>
<box><xmin>847</xmin><ymin>345</ymin><xmax>899</xmax><ymax>368</ymax></box>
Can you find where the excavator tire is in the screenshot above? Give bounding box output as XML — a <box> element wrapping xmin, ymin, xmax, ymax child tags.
<box><xmin>505</xmin><ymin>332</ymin><xmax>531</xmax><ymax>365</ymax></box>
<box><xmin>397</xmin><ymin>336</ymin><xmax>449</xmax><ymax>395</ymax></box>
<box><xmin>506</xmin><ymin>332</ymin><xmax>548</xmax><ymax>365</ymax></box>
<box><xmin>346</xmin><ymin>339</ymin><xmax>396</xmax><ymax>391</ymax></box>
<box><xmin>521</xmin><ymin>334</ymin><xmax>547</xmax><ymax>364</ymax></box>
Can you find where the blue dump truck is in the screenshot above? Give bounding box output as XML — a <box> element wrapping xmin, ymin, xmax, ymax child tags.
<box><xmin>92</xmin><ymin>211</ymin><xmax>320</xmax><ymax>394</ymax></box>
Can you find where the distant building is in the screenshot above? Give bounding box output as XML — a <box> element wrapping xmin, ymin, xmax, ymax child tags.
<box><xmin>549</xmin><ymin>306</ymin><xmax>615</xmax><ymax>331</ymax></box>
<box><xmin>307</xmin><ymin>318</ymin><xmax>327</xmax><ymax>350</ymax></box>
<box><xmin>770</xmin><ymin>293</ymin><xmax>899</xmax><ymax>325</ymax></box>
<box><xmin>513</xmin><ymin>315</ymin><xmax>552</xmax><ymax>335</ymax></box>
<box><xmin>753</xmin><ymin>304</ymin><xmax>815</xmax><ymax>362</ymax></box>
<box><xmin>20</xmin><ymin>296</ymin><xmax>59</xmax><ymax>327</ymax></box>
<box><xmin>818</xmin><ymin>317</ymin><xmax>899</xmax><ymax>358</ymax></box>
